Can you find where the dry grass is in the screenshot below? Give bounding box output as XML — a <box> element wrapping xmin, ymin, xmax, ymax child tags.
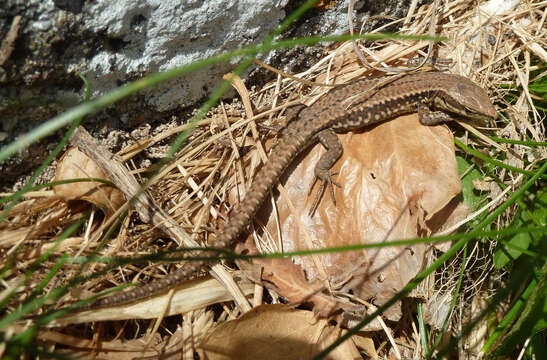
<box><xmin>1</xmin><ymin>0</ymin><xmax>545</xmax><ymax>358</ymax></box>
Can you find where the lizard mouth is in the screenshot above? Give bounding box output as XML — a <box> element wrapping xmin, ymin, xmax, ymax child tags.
<box><xmin>440</xmin><ymin>97</ymin><xmax>496</xmax><ymax>127</ymax></box>
<box><xmin>462</xmin><ymin>114</ymin><xmax>493</xmax><ymax>128</ymax></box>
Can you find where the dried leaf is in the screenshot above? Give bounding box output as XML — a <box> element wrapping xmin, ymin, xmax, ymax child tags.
<box><xmin>257</xmin><ymin>114</ymin><xmax>463</xmax><ymax>320</ymax></box>
<box><xmin>235</xmin><ymin>236</ymin><xmax>344</xmax><ymax>317</ymax></box>
<box><xmin>351</xmin><ymin>333</ymin><xmax>378</xmax><ymax>359</ymax></box>
<box><xmin>198</xmin><ymin>304</ymin><xmax>360</xmax><ymax>360</ymax></box>
<box><xmin>53</xmin><ymin>147</ymin><xmax>125</xmax><ymax>216</ymax></box>
<box><xmin>258</xmin><ymin>257</ymin><xmax>340</xmax><ymax>316</ymax></box>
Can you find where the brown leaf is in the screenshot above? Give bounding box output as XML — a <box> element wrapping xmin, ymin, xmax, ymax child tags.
<box><xmin>235</xmin><ymin>235</ymin><xmax>344</xmax><ymax>317</ymax></box>
<box><xmin>258</xmin><ymin>257</ymin><xmax>340</xmax><ymax>317</ymax></box>
<box><xmin>53</xmin><ymin>147</ymin><xmax>125</xmax><ymax>217</ymax></box>
<box><xmin>351</xmin><ymin>333</ymin><xmax>378</xmax><ymax>359</ymax></box>
<box><xmin>198</xmin><ymin>304</ymin><xmax>360</xmax><ymax>360</ymax></box>
<box><xmin>256</xmin><ymin>114</ymin><xmax>463</xmax><ymax>320</ymax></box>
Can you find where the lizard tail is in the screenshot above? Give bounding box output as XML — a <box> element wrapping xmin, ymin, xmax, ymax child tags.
<box><xmin>213</xmin><ymin>122</ymin><xmax>315</xmax><ymax>250</ymax></box>
<box><xmin>78</xmin><ymin>259</ymin><xmax>208</xmax><ymax>310</ymax></box>
<box><xmin>78</xmin><ymin>123</ymin><xmax>314</xmax><ymax>311</ymax></box>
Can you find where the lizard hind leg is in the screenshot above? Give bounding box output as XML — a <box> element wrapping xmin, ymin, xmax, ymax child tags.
<box><xmin>307</xmin><ymin>128</ymin><xmax>343</xmax><ymax>216</ymax></box>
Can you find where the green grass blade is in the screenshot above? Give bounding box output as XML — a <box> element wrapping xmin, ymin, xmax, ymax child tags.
<box><xmin>429</xmin><ymin>245</ymin><xmax>468</xmax><ymax>357</ymax></box>
<box><xmin>485</xmin><ymin>262</ymin><xmax>547</xmax><ymax>358</ymax></box>
<box><xmin>481</xmin><ymin>276</ymin><xmax>538</xmax><ymax>353</ymax></box>
<box><xmin>455</xmin><ymin>139</ymin><xmax>547</xmax><ymax>180</ymax></box>
<box><xmin>0</xmin><ymin>217</ymin><xmax>85</xmax><ymax>330</ymax></box>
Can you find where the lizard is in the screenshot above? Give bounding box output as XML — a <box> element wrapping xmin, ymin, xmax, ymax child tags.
<box><xmin>74</xmin><ymin>71</ymin><xmax>497</xmax><ymax>311</ymax></box>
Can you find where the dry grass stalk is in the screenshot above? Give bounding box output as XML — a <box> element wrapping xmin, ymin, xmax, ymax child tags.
<box><xmin>2</xmin><ymin>0</ymin><xmax>545</xmax><ymax>357</ymax></box>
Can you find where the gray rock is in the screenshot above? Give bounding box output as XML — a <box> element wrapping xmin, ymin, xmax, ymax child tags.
<box><xmin>82</xmin><ymin>0</ymin><xmax>290</xmax><ymax>111</ymax></box>
<box><xmin>0</xmin><ymin>0</ymin><xmax>417</xmax><ymax>186</ymax></box>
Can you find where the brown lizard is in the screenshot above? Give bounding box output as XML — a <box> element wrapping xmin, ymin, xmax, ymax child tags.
<box><xmin>76</xmin><ymin>71</ymin><xmax>497</xmax><ymax>310</ymax></box>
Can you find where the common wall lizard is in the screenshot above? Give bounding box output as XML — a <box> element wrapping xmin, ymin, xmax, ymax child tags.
<box><xmin>77</xmin><ymin>71</ymin><xmax>497</xmax><ymax>310</ymax></box>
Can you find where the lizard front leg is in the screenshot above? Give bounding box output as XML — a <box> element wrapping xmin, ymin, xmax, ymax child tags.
<box><xmin>308</xmin><ymin>128</ymin><xmax>343</xmax><ymax>216</ymax></box>
<box><xmin>418</xmin><ymin>103</ymin><xmax>453</xmax><ymax>125</ymax></box>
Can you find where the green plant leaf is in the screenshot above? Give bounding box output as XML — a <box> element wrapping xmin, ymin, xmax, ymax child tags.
<box><xmin>457</xmin><ymin>156</ymin><xmax>487</xmax><ymax>210</ymax></box>
<box><xmin>494</xmin><ymin>231</ymin><xmax>532</xmax><ymax>269</ymax></box>
<box><xmin>494</xmin><ymin>187</ymin><xmax>547</xmax><ymax>269</ymax></box>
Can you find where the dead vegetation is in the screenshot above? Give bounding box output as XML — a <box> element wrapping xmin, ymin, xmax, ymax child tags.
<box><xmin>1</xmin><ymin>0</ymin><xmax>546</xmax><ymax>358</ymax></box>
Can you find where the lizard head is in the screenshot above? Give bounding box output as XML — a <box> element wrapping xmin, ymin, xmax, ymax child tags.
<box><xmin>436</xmin><ymin>76</ymin><xmax>498</xmax><ymax>126</ymax></box>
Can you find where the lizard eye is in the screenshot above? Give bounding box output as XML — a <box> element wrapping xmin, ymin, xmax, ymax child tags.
<box><xmin>465</xmin><ymin>103</ymin><xmax>481</xmax><ymax>114</ymax></box>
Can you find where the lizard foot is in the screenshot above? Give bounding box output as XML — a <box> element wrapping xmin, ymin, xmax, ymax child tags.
<box><xmin>308</xmin><ymin>169</ymin><xmax>341</xmax><ymax>216</ymax></box>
